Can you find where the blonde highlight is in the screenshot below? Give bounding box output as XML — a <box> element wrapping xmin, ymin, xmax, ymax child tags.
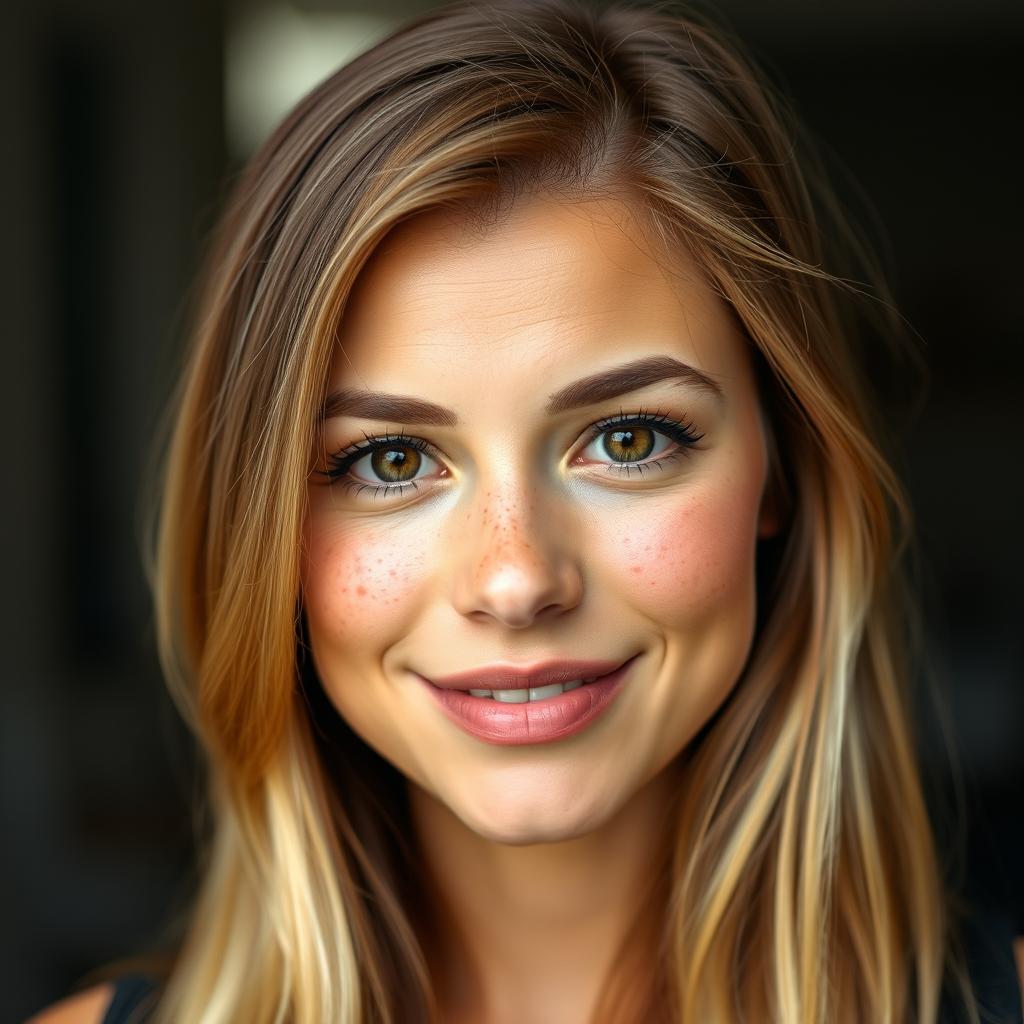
<box><xmin>142</xmin><ymin>1</ymin><xmax>979</xmax><ymax>1020</ymax></box>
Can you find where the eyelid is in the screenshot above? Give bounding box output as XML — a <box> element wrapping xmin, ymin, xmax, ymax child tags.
<box><xmin>325</xmin><ymin>431</ymin><xmax>443</xmax><ymax>472</ymax></box>
<box><xmin>321</xmin><ymin>407</ymin><xmax>703</xmax><ymax>493</ymax></box>
<box><xmin>579</xmin><ymin>407</ymin><xmax>703</xmax><ymax>445</ymax></box>
<box><xmin>327</xmin><ymin>408</ymin><xmax>700</xmax><ymax>459</ymax></box>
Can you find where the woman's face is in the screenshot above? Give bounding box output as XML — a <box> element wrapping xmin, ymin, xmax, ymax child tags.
<box><xmin>303</xmin><ymin>194</ymin><xmax>775</xmax><ymax>844</ymax></box>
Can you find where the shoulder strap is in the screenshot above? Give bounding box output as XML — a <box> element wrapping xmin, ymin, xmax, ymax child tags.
<box><xmin>101</xmin><ymin>974</ymin><xmax>159</xmax><ymax>1024</ymax></box>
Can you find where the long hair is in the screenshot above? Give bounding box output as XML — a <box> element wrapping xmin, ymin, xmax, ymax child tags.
<box><xmin>143</xmin><ymin>0</ymin><xmax>979</xmax><ymax>1019</ymax></box>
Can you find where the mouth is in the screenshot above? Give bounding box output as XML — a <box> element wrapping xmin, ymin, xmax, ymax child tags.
<box><xmin>417</xmin><ymin>655</ymin><xmax>639</xmax><ymax>746</ymax></box>
<box><xmin>420</xmin><ymin>655</ymin><xmax>638</xmax><ymax>703</ymax></box>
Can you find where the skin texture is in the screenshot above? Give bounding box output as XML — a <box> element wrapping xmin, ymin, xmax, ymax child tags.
<box><xmin>25</xmin><ymin>983</ymin><xmax>114</xmax><ymax>1023</ymax></box>
<box><xmin>302</xmin><ymin>194</ymin><xmax>777</xmax><ymax>1023</ymax></box>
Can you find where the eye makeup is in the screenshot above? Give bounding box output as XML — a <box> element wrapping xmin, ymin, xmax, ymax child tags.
<box><xmin>322</xmin><ymin>431</ymin><xmax>442</xmax><ymax>501</ymax></box>
<box><xmin>318</xmin><ymin>406</ymin><xmax>705</xmax><ymax>502</ymax></box>
<box><xmin>577</xmin><ymin>408</ymin><xmax>703</xmax><ymax>475</ymax></box>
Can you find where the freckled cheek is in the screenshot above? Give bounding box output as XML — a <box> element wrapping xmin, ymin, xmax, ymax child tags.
<box><xmin>302</xmin><ymin>519</ymin><xmax>430</xmax><ymax>646</ymax></box>
<box><xmin>596</xmin><ymin>484</ymin><xmax>759</xmax><ymax>620</ymax></box>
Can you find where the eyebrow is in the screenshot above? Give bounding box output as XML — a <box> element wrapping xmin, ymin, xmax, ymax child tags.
<box><xmin>322</xmin><ymin>354</ymin><xmax>724</xmax><ymax>425</ymax></box>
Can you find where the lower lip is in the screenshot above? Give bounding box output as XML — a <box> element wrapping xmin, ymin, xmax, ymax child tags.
<box><xmin>415</xmin><ymin>657</ymin><xmax>637</xmax><ymax>746</ymax></box>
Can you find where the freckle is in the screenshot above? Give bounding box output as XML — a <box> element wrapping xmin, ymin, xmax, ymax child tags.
<box><xmin>630</xmin><ymin>565</ymin><xmax>643</xmax><ymax>574</ymax></box>
<box><xmin>357</xmin><ymin>585</ymin><xmax>367</xmax><ymax>596</ymax></box>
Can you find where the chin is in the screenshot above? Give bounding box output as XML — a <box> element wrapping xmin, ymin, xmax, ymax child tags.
<box><xmin>465</xmin><ymin>817</ymin><xmax>595</xmax><ymax>847</ymax></box>
<box><xmin>454</xmin><ymin>786</ymin><xmax>617</xmax><ymax>846</ymax></box>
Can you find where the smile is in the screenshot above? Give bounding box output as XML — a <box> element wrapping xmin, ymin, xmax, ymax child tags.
<box><xmin>415</xmin><ymin>655</ymin><xmax>639</xmax><ymax>746</ymax></box>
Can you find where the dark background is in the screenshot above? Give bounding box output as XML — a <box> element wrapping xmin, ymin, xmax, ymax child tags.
<box><xmin>3</xmin><ymin>0</ymin><xmax>1022</xmax><ymax>1020</ymax></box>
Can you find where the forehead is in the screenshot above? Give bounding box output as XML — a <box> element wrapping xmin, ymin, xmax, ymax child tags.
<box><xmin>330</xmin><ymin>195</ymin><xmax>750</xmax><ymax>396</ymax></box>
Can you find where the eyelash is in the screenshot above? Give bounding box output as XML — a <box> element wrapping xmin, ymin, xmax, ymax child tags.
<box><xmin>321</xmin><ymin>407</ymin><xmax>704</xmax><ymax>501</ymax></box>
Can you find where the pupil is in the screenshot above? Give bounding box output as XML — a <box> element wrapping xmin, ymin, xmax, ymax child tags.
<box><xmin>371</xmin><ymin>447</ymin><xmax>421</xmax><ymax>482</ymax></box>
<box><xmin>604</xmin><ymin>427</ymin><xmax>654</xmax><ymax>462</ymax></box>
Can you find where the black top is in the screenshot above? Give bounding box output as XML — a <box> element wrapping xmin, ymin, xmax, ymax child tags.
<box><xmin>100</xmin><ymin>973</ymin><xmax>159</xmax><ymax>1023</ymax></box>
<box><xmin>100</xmin><ymin>910</ymin><xmax>1022</xmax><ymax>1023</ymax></box>
<box><xmin>940</xmin><ymin>903</ymin><xmax>1023</xmax><ymax>1023</ymax></box>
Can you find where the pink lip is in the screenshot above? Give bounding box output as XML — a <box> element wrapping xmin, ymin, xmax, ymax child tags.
<box><xmin>423</xmin><ymin>657</ymin><xmax>629</xmax><ymax>691</ymax></box>
<box><xmin>414</xmin><ymin>655</ymin><xmax>639</xmax><ymax>746</ymax></box>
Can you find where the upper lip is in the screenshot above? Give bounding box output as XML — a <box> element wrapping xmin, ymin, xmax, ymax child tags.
<box><xmin>422</xmin><ymin>656</ymin><xmax>634</xmax><ymax>691</ymax></box>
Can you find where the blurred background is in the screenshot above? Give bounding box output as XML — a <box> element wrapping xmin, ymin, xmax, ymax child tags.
<box><xmin>2</xmin><ymin>0</ymin><xmax>1022</xmax><ymax>1019</ymax></box>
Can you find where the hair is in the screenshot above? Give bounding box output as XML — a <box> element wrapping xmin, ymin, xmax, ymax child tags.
<box><xmin>136</xmin><ymin>0</ymin><xmax>981</xmax><ymax>1020</ymax></box>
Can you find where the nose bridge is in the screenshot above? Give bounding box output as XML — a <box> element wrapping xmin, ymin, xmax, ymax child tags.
<box><xmin>450</xmin><ymin>465</ymin><xmax>582</xmax><ymax>627</ymax></box>
<box><xmin>478</xmin><ymin>479</ymin><xmax>546</xmax><ymax>572</ymax></box>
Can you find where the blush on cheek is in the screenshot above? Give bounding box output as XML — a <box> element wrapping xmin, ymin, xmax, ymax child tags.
<box><xmin>304</xmin><ymin>522</ymin><xmax>428</xmax><ymax>643</ymax></box>
<box><xmin>604</xmin><ymin>492</ymin><xmax>758</xmax><ymax>620</ymax></box>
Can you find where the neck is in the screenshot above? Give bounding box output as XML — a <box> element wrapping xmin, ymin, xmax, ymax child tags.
<box><xmin>407</xmin><ymin>758</ymin><xmax>682</xmax><ymax>1024</ymax></box>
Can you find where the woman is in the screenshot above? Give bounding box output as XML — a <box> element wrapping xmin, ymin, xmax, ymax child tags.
<box><xmin>31</xmin><ymin>0</ymin><xmax>1023</xmax><ymax>1021</ymax></box>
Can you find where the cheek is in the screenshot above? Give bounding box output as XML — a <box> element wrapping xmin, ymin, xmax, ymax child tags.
<box><xmin>302</xmin><ymin>517</ymin><xmax>430</xmax><ymax>647</ymax></box>
<box><xmin>599</xmin><ymin>471</ymin><xmax>761</xmax><ymax>624</ymax></box>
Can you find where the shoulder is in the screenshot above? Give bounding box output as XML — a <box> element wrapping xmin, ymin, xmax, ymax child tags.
<box><xmin>25</xmin><ymin>983</ymin><xmax>116</xmax><ymax>1024</ymax></box>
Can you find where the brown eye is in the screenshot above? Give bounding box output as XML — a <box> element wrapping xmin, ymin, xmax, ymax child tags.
<box><xmin>324</xmin><ymin>434</ymin><xmax>442</xmax><ymax>495</ymax></box>
<box><xmin>576</xmin><ymin>410</ymin><xmax>704</xmax><ymax>475</ymax></box>
<box><xmin>600</xmin><ymin>427</ymin><xmax>656</xmax><ymax>463</ymax></box>
<box><xmin>580</xmin><ymin>423</ymin><xmax>674</xmax><ymax>467</ymax></box>
<box><xmin>369</xmin><ymin>446</ymin><xmax>422</xmax><ymax>482</ymax></box>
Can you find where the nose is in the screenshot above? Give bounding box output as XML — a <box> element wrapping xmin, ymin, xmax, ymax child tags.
<box><xmin>450</xmin><ymin>483</ymin><xmax>584</xmax><ymax>629</ymax></box>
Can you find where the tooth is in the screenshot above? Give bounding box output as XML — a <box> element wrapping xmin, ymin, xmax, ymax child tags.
<box><xmin>528</xmin><ymin>683</ymin><xmax>565</xmax><ymax>701</ymax></box>
<box><xmin>464</xmin><ymin>679</ymin><xmax>591</xmax><ymax>702</ymax></box>
<box><xmin>493</xmin><ymin>688</ymin><xmax>529</xmax><ymax>703</ymax></box>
